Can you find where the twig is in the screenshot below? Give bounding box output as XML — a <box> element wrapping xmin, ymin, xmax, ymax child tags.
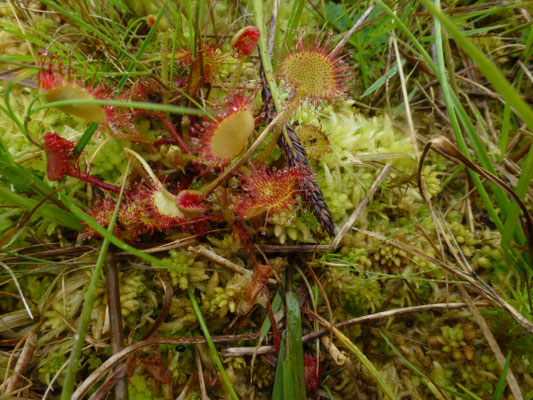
<box><xmin>222</xmin><ymin>302</ymin><xmax>489</xmax><ymax>357</ymax></box>
<box><xmin>189</xmin><ymin>245</ymin><xmax>248</xmax><ymax>275</ymax></box>
<box><xmin>195</xmin><ymin>345</ymin><xmax>208</xmax><ymax>400</ymax></box>
<box><xmin>189</xmin><ymin>245</ymin><xmax>277</xmax><ymax>284</ymax></box>
<box><xmin>321</xmin><ymin>334</ymin><xmax>347</xmax><ymax>366</ymax></box>
<box><xmin>330</xmin><ymin>4</ymin><xmax>376</xmax><ymax>56</ymax></box>
<box><xmin>72</xmin><ymin>334</ymin><xmax>257</xmax><ymax>400</ymax></box>
<box><xmin>3</xmin><ymin>332</ymin><xmax>37</xmax><ymax>395</ymax></box>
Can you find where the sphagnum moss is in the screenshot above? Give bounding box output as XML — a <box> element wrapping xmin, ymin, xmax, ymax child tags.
<box><xmin>1</xmin><ymin>2</ymin><xmax>531</xmax><ymax>399</ymax></box>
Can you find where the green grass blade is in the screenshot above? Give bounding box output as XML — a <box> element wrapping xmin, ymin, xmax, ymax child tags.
<box><xmin>312</xmin><ymin>312</ymin><xmax>395</xmax><ymax>399</ymax></box>
<box><xmin>38</xmin><ymin>0</ymin><xmax>137</xmax><ymax>63</ymax></box>
<box><xmin>187</xmin><ymin>289</ymin><xmax>239</xmax><ymax>400</ymax></box>
<box><xmin>60</xmin><ymin>178</ymin><xmax>125</xmax><ymax>400</ymax></box>
<box><xmin>502</xmin><ymin>141</ymin><xmax>533</xmax><ymax>248</ymax></box>
<box><xmin>380</xmin><ymin>331</ymin><xmax>471</xmax><ymax>399</ymax></box>
<box><xmin>498</xmin><ymin>103</ymin><xmax>511</xmax><ymax>162</ymax></box>
<box><xmin>457</xmin><ymin>384</ymin><xmax>484</xmax><ymax>400</ymax></box>
<box><xmin>30</xmin><ymin>99</ymin><xmax>206</xmax><ymax>117</ymax></box>
<box><xmin>285</xmin><ymin>0</ymin><xmax>305</xmax><ymax>46</ymax></box>
<box><xmin>271</xmin><ymin>330</ymin><xmax>286</xmax><ymax>400</ymax></box>
<box><xmin>362</xmin><ymin>58</ymin><xmax>405</xmax><ymax>98</ymax></box>
<box><xmin>252</xmin><ymin>0</ymin><xmax>282</xmax><ymax>109</ymax></box>
<box><xmin>0</xmin><ymin>186</ymin><xmax>82</xmax><ymax>230</ymax></box>
<box><xmin>259</xmin><ymin>290</ymin><xmax>283</xmax><ymax>343</ymax></box>
<box><xmin>493</xmin><ymin>351</ymin><xmax>512</xmax><ymax>400</ymax></box>
<box><xmin>285</xmin><ymin>291</ymin><xmax>306</xmax><ymax>400</ymax></box>
<box><xmin>74</xmin><ymin>7</ymin><xmax>166</xmax><ymax>155</ymax></box>
<box><xmin>58</xmin><ymin>193</ymin><xmax>183</xmax><ymax>270</ymax></box>
<box><xmin>420</xmin><ymin>0</ymin><xmax>533</xmax><ymax>133</ymax></box>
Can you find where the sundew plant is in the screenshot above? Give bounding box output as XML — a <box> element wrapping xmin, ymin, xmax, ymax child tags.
<box><xmin>1</xmin><ymin>1</ymin><xmax>533</xmax><ymax>399</ymax></box>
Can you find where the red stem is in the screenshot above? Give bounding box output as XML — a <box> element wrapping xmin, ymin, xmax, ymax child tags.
<box><xmin>159</xmin><ymin>116</ymin><xmax>191</xmax><ymax>154</ymax></box>
<box><xmin>73</xmin><ymin>171</ymin><xmax>123</xmax><ymax>194</ymax></box>
<box><xmin>267</xmin><ymin>298</ymin><xmax>281</xmax><ymax>355</ymax></box>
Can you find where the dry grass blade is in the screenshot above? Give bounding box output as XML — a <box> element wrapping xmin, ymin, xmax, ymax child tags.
<box><xmin>355</xmin><ymin>228</ymin><xmax>533</xmax><ymax>334</ymax></box>
<box><xmin>458</xmin><ymin>286</ymin><xmax>523</xmax><ymax>400</ymax></box>
<box><xmin>420</xmin><ymin>135</ymin><xmax>533</xmax><ymax>314</ymax></box>
<box><xmin>72</xmin><ymin>334</ymin><xmax>257</xmax><ymax>399</ymax></box>
<box><xmin>2</xmin><ymin>332</ymin><xmax>37</xmax><ymax>395</ymax></box>
<box><xmin>222</xmin><ymin>302</ymin><xmax>489</xmax><ymax>357</ymax></box>
<box><xmin>0</xmin><ymin>262</ymin><xmax>33</xmax><ymax>321</ymax></box>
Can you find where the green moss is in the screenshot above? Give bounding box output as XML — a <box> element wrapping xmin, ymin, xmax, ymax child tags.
<box><xmin>326</xmin><ymin>267</ymin><xmax>382</xmax><ymax>316</ymax></box>
<box><xmin>128</xmin><ymin>375</ymin><xmax>163</xmax><ymax>400</ymax></box>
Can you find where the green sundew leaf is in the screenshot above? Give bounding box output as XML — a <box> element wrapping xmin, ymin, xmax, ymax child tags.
<box><xmin>362</xmin><ymin>59</ymin><xmax>405</xmax><ymax>97</ymax></box>
<box><xmin>272</xmin><ymin>331</ymin><xmax>287</xmax><ymax>400</ymax></box>
<box><xmin>0</xmin><ymin>186</ymin><xmax>82</xmax><ymax>230</ymax></box>
<box><xmin>187</xmin><ymin>289</ymin><xmax>239</xmax><ymax>400</ymax></box>
<box><xmin>493</xmin><ymin>351</ymin><xmax>512</xmax><ymax>400</ymax></box>
<box><xmin>325</xmin><ymin>2</ymin><xmax>351</xmax><ymax>31</ymax></box>
<box><xmin>285</xmin><ymin>291</ymin><xmax>306</xmax><ymax>400</ymax></box>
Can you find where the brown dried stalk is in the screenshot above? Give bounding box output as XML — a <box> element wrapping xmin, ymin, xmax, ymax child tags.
<box><xmin>104</xmin><ymin>249</ymin><xmax>127</xmax><ymax>400</ymax></box>
<box><xmin>222</xmin><ymin>302</ymin><xmax>489</xmax><ymax>357</ymax></box>
<box><xmin>72</xmin><ymin>334</ymin><xmax>257</xmax><ymax>400</ymax></box>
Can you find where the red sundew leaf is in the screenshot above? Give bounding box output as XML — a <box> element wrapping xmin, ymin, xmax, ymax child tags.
<box><xmin>276</xmin><ymin>29</ymin><xmax>352</xmax><ymax>104</ymax></box>
<box><xmin>231</xmin><ymin>26</ymin><xmax>260</xmax><ymax>58</ymax></box>
<box><xmin>175</xmin><ymin>189</ymin><xmax>205</xmax><ymax>218</ymax></box>
<box><xmin>236</xmin><ymin>163</ymin><xmax>309</xmax><ymax>220</ymax></box>
<box><xmin>83</xmin><ymin>197</ymin><xmax>121</xmax><ymax>239</ymax></box>
<box><xmin>43</xmin><ymin>132</ymin><xmax>78</xmax><ymax>181</ymax></box>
